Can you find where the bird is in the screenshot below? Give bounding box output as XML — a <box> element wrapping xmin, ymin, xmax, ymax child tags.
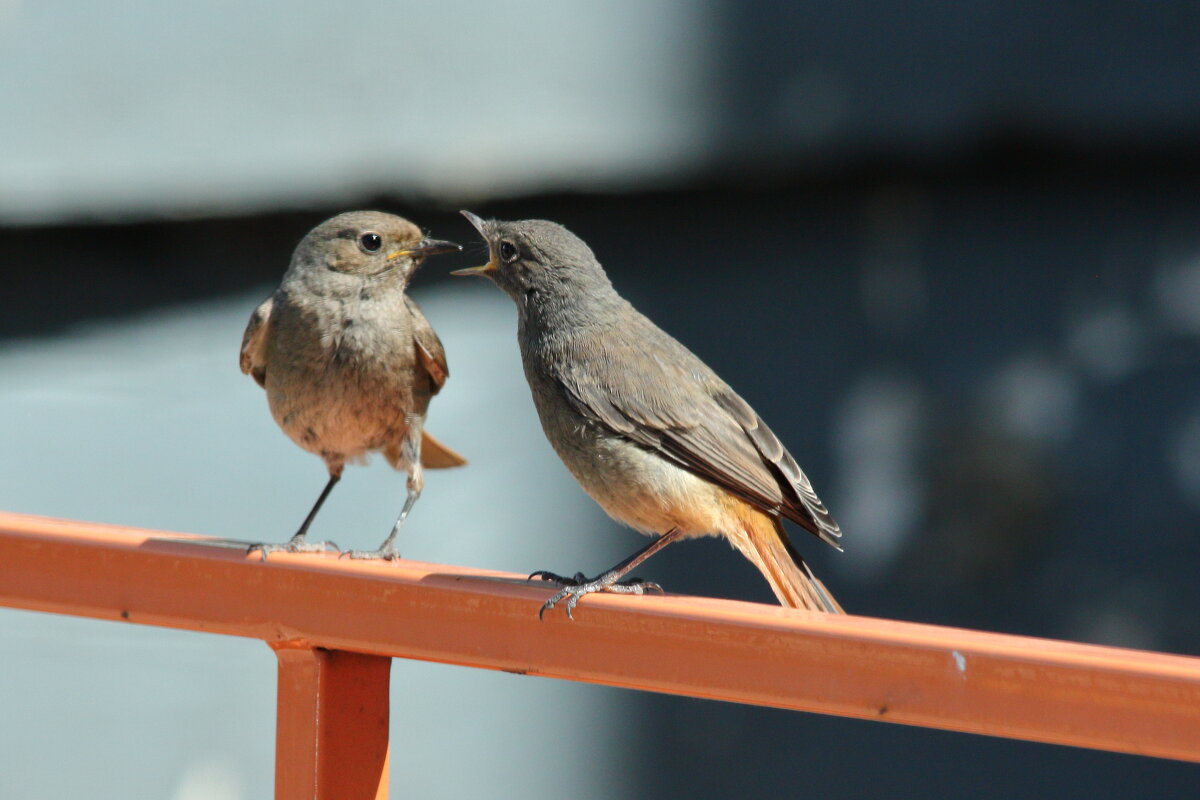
<box><xmin>240</xmin><ymin>210</ymin><xmax>466</xmax><ymax>560</ymax></box>
<box><xmin>453</xmin><ymin>210</ymin><xmax>843</xmax><ymax>617</ymax></box>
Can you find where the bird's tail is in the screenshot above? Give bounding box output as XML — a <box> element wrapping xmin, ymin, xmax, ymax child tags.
<box><xmin>419</xmin><ymin>431</ymin><xmax>468</xmax><ymax>469</ymax></box>
<box><xmin>732</xmin><ymin>513</ymin><xmax>843</xmax><ymax>613</ymax></box>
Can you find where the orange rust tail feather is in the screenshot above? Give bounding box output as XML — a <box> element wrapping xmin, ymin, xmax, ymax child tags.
<box><xmin>725</xmin><ymin>499</ymin><xmax>843</xmax><ymax>613</ymax></box>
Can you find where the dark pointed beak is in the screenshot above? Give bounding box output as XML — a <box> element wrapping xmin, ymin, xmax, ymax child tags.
<box><xmin>386</xmin><ymin>238</ymin><xmax>462</xmax><ymax>262</ymax></box>
<box><xmin>451</xmin><ymin>210</ymin><xmax>499</xmax><ymax>276</ymax></box>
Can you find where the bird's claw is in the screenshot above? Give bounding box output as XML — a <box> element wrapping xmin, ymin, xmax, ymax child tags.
<box><xmin>532</xmin><ymin>570</ymin><xmax>664</xmax><ymax>620</ymax></box>
<box><xmin>247</xmin><ymin>539</ymin><xmax>340</xmax><ymax>561</ymax></box>
<box><xmin>527</xmin><ymin>570</ymin><xmax>586</xmax><ymax>584</ymax></box>
<box><xmin>338</xmin><ymin>547</ymin><xmax>402</xmax><ymax>561</ymax></box>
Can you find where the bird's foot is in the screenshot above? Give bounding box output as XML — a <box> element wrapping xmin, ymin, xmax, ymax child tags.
<box><xmin>247</xmin><ymin>539</ymin><xmax>340</xmax><ymax>561</ymax></box>
<box><xmin>338</xmin><ymin>544</ymin><xmax>402</xmax><ymax>561</ymax></box>
<box><xmin>528</xmin><ymin>570</ymin><xmax>663</xmax><ymax>621</ymax></box>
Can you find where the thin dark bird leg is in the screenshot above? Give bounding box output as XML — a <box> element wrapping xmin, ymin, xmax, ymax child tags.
<box><xmin>248</xmin><ymin>473</ymin><xmax>342</xmax><ymax>559</ymax></box>
<box><xmin>530</xmin><ymin>527</ymin><xmax>683</xmax><ymax>620</ymax></box>
<box><xmin>293</xmin><ymin>473</ymin><xmax>341</xmax><ymax>541</ymax></box>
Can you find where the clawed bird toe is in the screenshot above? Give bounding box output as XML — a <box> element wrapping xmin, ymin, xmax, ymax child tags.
<box><xmin>532</xmin><ymin>570</ymin><xmax>664</xmax><ymax>620</ymax></box>
<box><xmin>247</xmin><ymin>539</ymin><xmax>340</xmax><ymax>561</ymax></box>
<box><xmin>338</xmin><ymin>547</ymin><xmax>403</xmax><ymax>561</ymax></box>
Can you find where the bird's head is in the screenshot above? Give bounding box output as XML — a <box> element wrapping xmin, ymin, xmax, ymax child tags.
<box><xmin>291</xmin><ymin>210</ymin><xmax>460</xmax><ymax>287</ymax></box>
<box><xmin>452</xmin><ymin>211</ymin><xmax>609</xmax><ymax>301</ymax></box>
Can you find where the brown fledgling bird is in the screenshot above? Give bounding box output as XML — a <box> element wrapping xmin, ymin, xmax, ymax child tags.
<box><xmin>240</xmin><ymin>211</ymin><xmax>466</xmax><ymax>560</ymax></box>
<box><xmin>454</xmin><ymin>211</ymin><xmax>843</xmax><ymax>617</ymax></box>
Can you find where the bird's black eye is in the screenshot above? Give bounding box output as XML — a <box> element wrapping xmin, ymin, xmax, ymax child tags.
<box><xmin>499</xmin><ymin>240</ymin><xmax>518</xmax><ymax>263</ymax></box>
<box><xmin>359</xmin><ymin>232</ymin><xmax>382</xmax><ymax>253</ymax></box>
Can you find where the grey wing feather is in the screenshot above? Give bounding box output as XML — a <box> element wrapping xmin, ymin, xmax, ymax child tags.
<box><xmin>713</xmin><ymin>390</ymin><xmax>842</xmax><ymax>548</ymax></box>
<box><xmin>555</xmin><ymin>321</ymin><xmax>841</xmax><ymax>549</ymax></box>
<box><xmin>406</xmin><ymin>295</ymin><xmax>449</xmax><ymax>393</ymax></box>
<box><xmin>239</xmin><ymin>296</ymin><xmax>273</xmax><ymax>388</ymax></box>
<box><xmin>561</xmin><ymin>363</ymin><xmax>661</xmax><ymax>448</ymax></box>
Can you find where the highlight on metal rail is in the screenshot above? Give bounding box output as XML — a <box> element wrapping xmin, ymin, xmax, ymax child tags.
<box><xmin>1</xmin><ymin>511</ymin><xmax>1198</xmax><ymax>798</ymax></box>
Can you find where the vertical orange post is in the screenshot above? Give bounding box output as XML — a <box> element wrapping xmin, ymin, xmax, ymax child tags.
<box><xmin>272</xmin><ymin>645</ymin><xmax>391</xmax><ymax>800</ymax></box>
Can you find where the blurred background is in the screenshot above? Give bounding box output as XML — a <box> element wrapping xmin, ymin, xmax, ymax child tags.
<box><xmin>2</xmin><ymin>1</ymin><xmax>1199</xmax><ymax>797</ymax></box>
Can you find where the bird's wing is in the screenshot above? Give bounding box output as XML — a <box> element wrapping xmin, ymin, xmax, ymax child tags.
<box><xmin>405</xmin><ymin>296</ymin><xmax>465</xmax><ymax>467</ymax></box>
<box><xmin>711</xmin><ymin>388</ymin><xmax>842</xmax><ymax>548</ymax></box>
<box><xmin>239</xmin><ymin>296</ymin><xmax>274</xmax><ymax>388</ymax></box>
<box><xmin>406</xmin><ymin>295</ymin><xmax>449</xmax><ymax>393</ymax></box>
<box><xmin>557</xmin><ymin>324</ymin><xmax>841</xmax><ymax>548</ymax></box>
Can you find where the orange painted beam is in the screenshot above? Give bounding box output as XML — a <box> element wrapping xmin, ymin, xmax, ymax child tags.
<box><xmin>2</xmin><ymin>511</ymin><xmax>1199</xmax><ymax>762</ymax></box>
<box><xmin>273</xmin><ymin>646</ymin><xmax>391</xmax><ymax>800</ymax></box>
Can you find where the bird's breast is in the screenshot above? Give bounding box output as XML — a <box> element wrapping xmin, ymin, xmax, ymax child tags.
<box><xmin>552</xmin><ymin>423</ymin><xmax>739</xmax><ymax>538</ymax></box>
<box><xmin>263</xmin><ymin>293</ymin><xmax>425</xmax><ymax>460</ymax></box>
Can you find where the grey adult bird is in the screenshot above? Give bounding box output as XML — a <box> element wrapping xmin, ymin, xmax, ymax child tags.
<box><xmin>453</xmin><ymin>211</ymin><xmax>843</xmax><ymax>617</ymax></box>
<box><xmin>240</xmin><ymin>210</ymin><xmax>466</xmax><ymax>560</ymax></box>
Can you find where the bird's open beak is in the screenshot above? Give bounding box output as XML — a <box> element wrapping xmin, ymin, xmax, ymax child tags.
<box><xmin>450</xmin><ymin>210</ymin><xmax>498</xmax><ymax>276</ymax></box>
<box><xmin>386</xmin><ymin>238</ymin><xmax>462</xmax><ymax>262</ymax></box>
<box><xmin>450</xmin><ymin>260</ymin><xmax>497</xmax><ymax>276</ymax></box>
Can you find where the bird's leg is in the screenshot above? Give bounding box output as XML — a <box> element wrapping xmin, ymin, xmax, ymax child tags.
<box><xmin>248</xmin><ymin>472</ymin><xmax>342</xmax><ymax>560</ymax></box>
<box><xmin>343</xmin><ymin>427</ymin><xmax>423</xmax><ymax>561</ymax></box>
<box><xmin>530</xmin><ymin>527</ymin><xmax>683</xmax><ymax>620</ymax></box>
<box><xmin>341</xmin><ymin>483</ymin><xmax>420</xmax><ymax>561</ymax></box>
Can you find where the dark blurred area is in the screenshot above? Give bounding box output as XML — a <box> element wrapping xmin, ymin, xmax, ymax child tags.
<box><xmin>4</xmin><ymin>1</ymin><xmax>1200</xmax><ymax>797</ymax></box>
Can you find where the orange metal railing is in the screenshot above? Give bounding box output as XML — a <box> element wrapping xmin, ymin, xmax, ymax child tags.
<box><xmin>2</xmin><ymin>511</ymin><xmax>1199</xmax><ymax>798</ymax></box>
